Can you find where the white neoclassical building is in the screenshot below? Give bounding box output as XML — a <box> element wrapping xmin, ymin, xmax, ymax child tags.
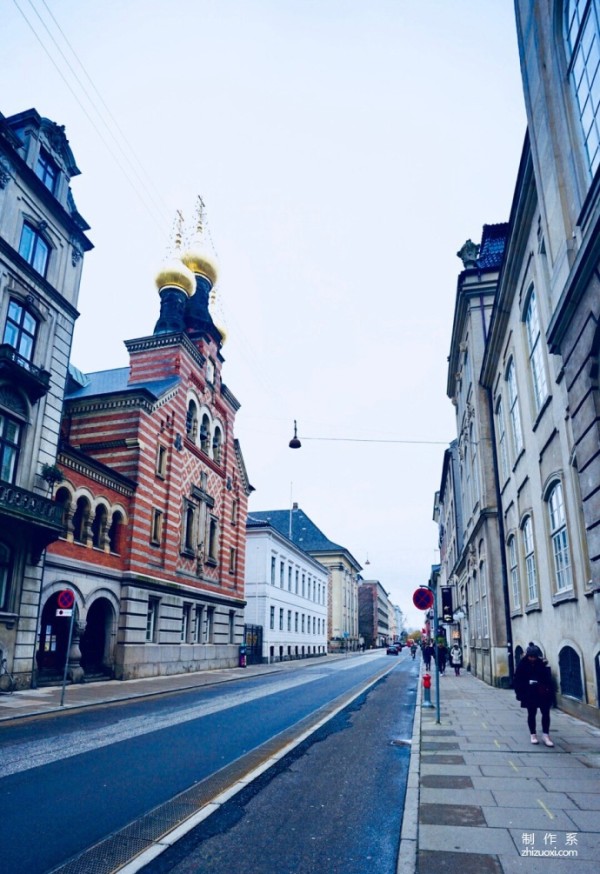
<box><xmin>245</xmin><ymin>514</ymin><xmax>328</xmax><ymax>662</ymax></box>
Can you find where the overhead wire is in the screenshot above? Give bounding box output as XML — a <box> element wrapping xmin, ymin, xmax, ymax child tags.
<box><xmin>37</xmin><ymin>0</ymin><xmax>171</xmax><ymax>224</ymax></box>
<box><xmin>12</xmin><ymin>0</ymin><xmax>170</xmax><ymax>237</ymax></box>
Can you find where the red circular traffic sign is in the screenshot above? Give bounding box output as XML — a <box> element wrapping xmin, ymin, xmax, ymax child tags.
<box><xmin>57</xmin><ymin>589</ymin><xmax>74</xmax><ymax>610</ymax></box>
<box><xmin>412</xmin><ymin>587</ymin><xmax>434</xmax><ymax>611</ymax></box>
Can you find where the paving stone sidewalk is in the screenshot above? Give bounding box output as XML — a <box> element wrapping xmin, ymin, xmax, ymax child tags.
<box><xmin>400</xmin><ymin>668</ymin><xmax>600</xmax><ymax>874</ymax></box>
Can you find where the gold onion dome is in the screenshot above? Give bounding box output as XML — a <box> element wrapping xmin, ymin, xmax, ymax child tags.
<box><xmin>181</xmin><ymin>236</ymin><xmax>219</xmax><ymax>286</ymax></box>
<box><xmin>155</xmin><ymin>257</ymin><xmax>196</xmax><ymax>297</ymax></box>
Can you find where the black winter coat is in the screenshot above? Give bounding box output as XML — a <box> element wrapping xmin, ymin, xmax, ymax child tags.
<box><xmin>514</xmin><ymin>657</ymin><xmax>554</xmax><ymax>708</ymax></box>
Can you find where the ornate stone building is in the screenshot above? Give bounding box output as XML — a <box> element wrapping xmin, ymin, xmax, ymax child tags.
<box><xmin>444</xmin><ymin>225</ymin><xmax>512</xmax><ymax>686</ymax></box>
<box><xmin>40</xmin><ymin>225</ymin><xmax>252</xmax><ymax>681</ymax></box>
<box><xmin>0</xmin><ymin>108</ymin><xmax>92</xmax><ymax>687</ymax></box>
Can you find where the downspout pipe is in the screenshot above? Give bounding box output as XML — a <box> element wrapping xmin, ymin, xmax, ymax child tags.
<box><xmin>486</xmin><ymin>384</ymin><xmax>514</xmax><ymax>686</ymax></box>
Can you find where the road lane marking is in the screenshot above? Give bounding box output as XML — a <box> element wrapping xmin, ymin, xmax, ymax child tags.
<box><xmin>537</xmin><ymin>799</ymin><xmax>555</xmax><ymax>819</ymax></box>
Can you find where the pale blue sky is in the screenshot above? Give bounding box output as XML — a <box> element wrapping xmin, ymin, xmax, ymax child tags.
<box><xmin>2</xmin><ymin>0</ymin><xmax>526</xmax><ymax>627</ymax></box>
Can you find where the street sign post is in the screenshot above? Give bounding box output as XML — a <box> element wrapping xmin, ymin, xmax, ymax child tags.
<box><xmin>412</xmin><ymin>587</ymin><xmax>441</xmax><ymax>724</ymax></box>
<box><xmin>58</xmin><ymin>590</ymin><xmax>76</xmax><ymax>707</ymax></box>
<box><xmin>412</xmin><ymin>587</ymin><xmax>434</xmax><ymax>611</ymax></box>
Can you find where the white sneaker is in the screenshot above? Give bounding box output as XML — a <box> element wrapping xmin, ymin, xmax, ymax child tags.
<box><xmin>531</xmin><ymin>734</ymin><xmax>539</xmax><ymax>744</ymax></box>
<box><xmin>542</xmin><ymin>734</ymin><xmax>554</xmax><ymax>747</ymax></box>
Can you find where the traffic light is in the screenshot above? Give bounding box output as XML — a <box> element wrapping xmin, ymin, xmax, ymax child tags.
<box><xmin>441</xmin><ymin>586</ymin><xmax>453</xmax><ymax>623</ymax></box>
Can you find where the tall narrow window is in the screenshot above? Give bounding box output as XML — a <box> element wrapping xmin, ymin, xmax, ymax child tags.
<box><xmin>184</xmin><ymin>505</ymin><xmax>195</xmax><ymax>552</ymax></box>
<box><xmin>151</xmin><ymin>509</ymin><xmax>163</xmax><ymax>545</ymax></box>
<box><xmin>507</xmin><ymin>361</ymin><xmax>524</xmax><ymax>456</ymax></box>
<box><xmin>480</xmin><ymin>562</ymin><xmax>489</xmax><ymax>637</ymax></box>
<box><xmin>156</xmin><ymin>444</ymin><xmax>167</xmax><ymax>477</ymax></box>
<box><xmin>0</xmin><ymin>413</ymin><xmax>21</xmax><ymax>483</ymax></box>
<box><xmin>195</xmin><ymin>605</ymin><xmax>204</xmax><ymax>643</ymax></box>
<box><xmin>565</xmin><ymin>0</ymin><xmax>600</xmax><ymax>176</ymax></box>
<box><xmin>206</xmin><ymin>607</ymin><xmax>215</xmax><ymax>643</ymax></box>
<box><xmin>525</xmin><ymin>290</ymin><xmax>548</xmax><ymax>412</ymax></box>
<box><xmin>270</xmin><ymin>606</ymin><xmax>275</xmax><ymax>630</ymax></box>
<box><xmin>279</xmin><ymin>608</ymin><xmax>284</xmax><ymax>630</ymax></box>
<box><xmin>3</xmin><ymin>299</ymin><xmax>37</xmax><ymax>362</ymax></box>
<box><xmin>146</xmin><ymin>598</ymin><xmax>159</xmax><ymax>642</ymax></box>
<box><xmin>271</xmin><ymin>556</ymin><xmax>276</xmax><ymax>585</ymax></box>
<box><xmin>229</xmin><ymin>547</ymin><xmax>237</xmax><ymax>575</ymax></box>
<box><xmin>522</xmin><ymin>516</ymin><xmax>538</xmax><ymax>603</ymax></box>
<box><xmin>508</xmin><ymin>535</ymin><xmax>521</xmax><ymax>609</ymax></box>
<box><xmin>19</xmin><ymin>222</ymin><xmax>50</xmax><ymax>276</ymax></box>
<box><xmin>548</xmin><ymin>482</ymin><xmax>573</xmax><ymax>592</ymax></box>
<box><xmin>496</xmin><ymin>398</ymin><xmax>510</xmax><ymax>482</ymax></box>
<box><xmin>208</xmin><ymin>517</ymin><xmax>218</xmax><ymax>561</ymax></box>
<box><xmin>181</xmin><ymin>604</ymin><xmax>191</xmax><ymax>642</ymax></box>
<box><xmin>229</xmin><ymin>610</ymin><xmax>235</xmax><ymax>643</ymax></box>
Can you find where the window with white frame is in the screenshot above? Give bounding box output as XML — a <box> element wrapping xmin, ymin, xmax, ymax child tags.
<box><xmin>146</xmin><ymin>597</ymin><xmax>160</xmax><ymax>642</ymax></box>
<box><xmin>508</xmin><ymin>535</ymin><xmax>521</xmax><ymax>609</ymax></box>
<box><xmin>525</xmin><ymin>290</ymin><xmax>548</xmax><ymax>412</ymax></box>
<box><xmin>547</xmin><ymin>481</ymin><xmax>573</xmax><ymax>592</ymax></box>
<box><xmin>507</xmin><ymin>360</ymin><xmax>524</xmax><ymax>456</ymax></box>
<box><xmin>565</xmin><ymin>0</ymin><xmax>600</xmax><ymax>177</ymax></box>
<box><xmin>0</xmin><ymin>411</ymin><xmax>22</xmax><ymax>484</ymax></box>
<box><xmin>271</xmin><ymin>556</ymin><xmax>276</xmax><ymax>585</ymax></box>
<box><xmin>3</xmin><ymin>299</ymin><xmax>38</xmax><ymax>362</ymax></box>
<box><xmin>522</xmin><ymin>516</ymin><xmax>538</xmax><ymax>603</ymax></box>
<box><xmin>496</xmin><ymin>397</ymin><xmax>510</xmax><ymax>483</ymax></box>
<box><xmin>279</xmin><ymin>607</ymin><xmax>284</xmax><ymax>630</ymax></box>
<box><xmin>270</xmin><ymin>606</ymin><xmax>275</xmax><ymax>629</ymax></box>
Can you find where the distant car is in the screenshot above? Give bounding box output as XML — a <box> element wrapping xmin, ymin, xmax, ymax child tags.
<box><xmin>386</xmin><ymin>644</ymin><xmax>399</xmax><ymax>655</ymax></box>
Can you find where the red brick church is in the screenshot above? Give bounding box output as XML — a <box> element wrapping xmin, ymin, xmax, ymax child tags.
<box><xmin>39</xmin><ymin>223</ymin><xmax>252</xmax><ymax>682</ymax></box>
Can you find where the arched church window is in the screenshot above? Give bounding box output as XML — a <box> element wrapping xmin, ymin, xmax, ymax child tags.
<box><xmin>108</xmin><ymin>510</ymin><xmax>124</xmax><ymax>554</ymax></box>
<box><xmin>200</xmin><ymin>414</ymin><xmax>210</xmax><ymax>454</ymax></box>
<box><xmin>72</xmin><ymin>496</ymin><xmax>91</xmax><ymax>545</ymax></box>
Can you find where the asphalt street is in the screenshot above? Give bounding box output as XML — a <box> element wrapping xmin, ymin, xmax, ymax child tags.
<box><xmin>140</xmin><ymin>657</ymin><xmax>418</xmax><ymax>874</ymax></box>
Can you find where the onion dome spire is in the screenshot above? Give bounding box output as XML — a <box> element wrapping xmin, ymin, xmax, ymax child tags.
<box><xmin>154</xmin><ymin>211</ymin><xmax>196</xmax><ymax>334</ymax></box>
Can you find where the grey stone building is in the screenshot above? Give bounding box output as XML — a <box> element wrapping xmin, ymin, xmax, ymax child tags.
<box><xmin>0</xmin><ymin>108</ymin><xmax>92</xmax><ymax>686</ymax></box>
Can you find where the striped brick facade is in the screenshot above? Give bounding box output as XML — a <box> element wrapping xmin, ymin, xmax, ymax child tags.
<box><xmin>41</xmin><ymin>267</ymin><xmax>252</xmax><ymax>681</ymax></box>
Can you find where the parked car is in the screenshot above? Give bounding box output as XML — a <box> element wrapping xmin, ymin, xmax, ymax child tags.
<box><xmin>386</xmin><ymin>644</ymin><xmax>399</xmax><ymax>655</ymax></box>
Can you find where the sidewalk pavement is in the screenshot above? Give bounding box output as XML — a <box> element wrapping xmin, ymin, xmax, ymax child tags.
<box><xmin>399</xmin><ymin>666</ymin><xmax>600</xmax><ymax>874</ymax></box>
<box><xmin>0</xmin><ymin>656</ymin><xmax>336</xmax><ymax>722</ymax></box>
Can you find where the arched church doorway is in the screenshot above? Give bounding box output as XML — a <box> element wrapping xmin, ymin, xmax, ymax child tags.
<box><xmin>81</xmin><ymin>598</ymin><xmax>114</xmax><ymax>676</ymax></box>
<box><xmin>37</xmin><ymin>592</ymin><xmax>73</xmax><ymax>680</ymax></box>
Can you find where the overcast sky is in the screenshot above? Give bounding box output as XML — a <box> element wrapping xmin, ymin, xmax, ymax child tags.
<box><xmin>2</xmin><ymin>0</ymin><xmax>526</xmax><ymax>629</ymax></box>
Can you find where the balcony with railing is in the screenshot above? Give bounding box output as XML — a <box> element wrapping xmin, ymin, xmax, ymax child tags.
<box><xmin>0</xmin><ymin>344</ymin><xmax>51</xmax><ymax>402</ymax></box>
<box><xmin>0</xmin><ymin>479</ymin><xmax>63</xmax><ymax>561</ymax></box>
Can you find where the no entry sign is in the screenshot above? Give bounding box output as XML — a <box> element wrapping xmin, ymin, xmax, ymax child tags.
<box><xmin>57</xmin><ymin>589</ymin><xmax>75</xmax><ymax>610</ymax></box>
<box><xmin>412</xmin><ymin>587</ymin><xmax>434</xmax><ymax>611</ymax></box>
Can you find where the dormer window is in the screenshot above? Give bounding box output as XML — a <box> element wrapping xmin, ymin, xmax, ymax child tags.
<box><xmin>36</xmin><ymin>149</ymin><xmax>58</xmax><ymax>194</ymax></box>
<box><xmin>19</xmin><ymin>222</ymin><xmax>50</xmax><ymax>277</ymax></box>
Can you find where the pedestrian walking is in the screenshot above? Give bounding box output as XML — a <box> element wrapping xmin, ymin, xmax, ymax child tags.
<box><xmin>450</xmin><ymin>643</ymin><xmax>462</xmax><ymax>676</ymax></box>
<box><xmin>513</xmin><ymin>642</ymin><xmax>555</xmax><ymax>747</ymax></box>
<box><xmin>437</xmin><ymin>642</ymin><xmax>447</xmax><ymax>674</ymax></box>
<box><xmin>410</xmin><ymin>642</ymin><xmax>417</xmax><ymax>660</ymax></box>
<box><xmin>423</xmin><ymin>643</ymin><xmax>434</xmax><ymax>671</ymax></box>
